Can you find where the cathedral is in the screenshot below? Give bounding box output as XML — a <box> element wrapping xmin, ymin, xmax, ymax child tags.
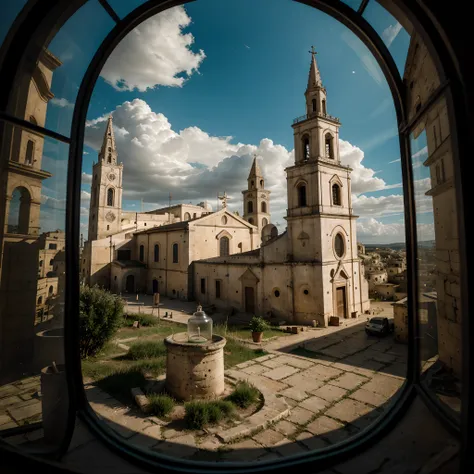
<box><xmin>82</xmin><ymin>49</ymin><xmax>369</xmax><ymax>326</ymax></box>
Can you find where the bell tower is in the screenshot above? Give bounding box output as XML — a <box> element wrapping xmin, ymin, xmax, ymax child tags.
<box><xmin>242</xmin><ymin>154</ymin><xmax>271</xmax><ymax>238</ymax></box>
<box><xmin>88</xmin><ymin>115</ymin><xmax>123</xmax><ymax>240</ymax></box>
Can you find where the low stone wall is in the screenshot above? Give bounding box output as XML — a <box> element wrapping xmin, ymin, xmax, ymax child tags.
<box><xmin>164</xmin><ymin>333</ymin><xmax>226</xmax><ymax>401</ymax></box>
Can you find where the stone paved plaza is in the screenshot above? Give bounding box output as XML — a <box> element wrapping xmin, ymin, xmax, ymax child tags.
<box><xmin>80</xmin><ymin>318</ymin><xmax>406</xmax><ymax>462</ymax></box>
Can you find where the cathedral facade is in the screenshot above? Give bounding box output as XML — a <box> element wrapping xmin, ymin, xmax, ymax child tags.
<box><xmin>194</xmin><ymin>52</ymin><xmax>370</xmax><ymax>326</ymax></box>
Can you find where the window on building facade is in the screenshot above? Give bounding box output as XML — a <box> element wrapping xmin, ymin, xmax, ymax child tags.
<box><xmin>334</xmin><ymin>233</ymin><xmax>345</xmax><ymax>258</ymax></box>
<box><xmin>325</xmin><ymin>133</ymin><xmax>333</xmax><ymax>158</ymax></box>
<box><xmin>298</xmin><ymin>183</ymin><xmax>307</xmax><ymax>207</ymax></box>
<box><xmin>215</xmin><ymin>280</ymin><xmax>221</xmax><ymax>298</ymax></box>
<box><xmin>172</xmin><ymin>243</ymin><xmax>178</xmax><ymax>263</ymax></box>
<box><xmin>248</xmin><ymin>217</ymin><xmax>254</xmax><ymax>224</ymax></box>
<box><xmin>261</xmin><ymin>201</ymin><xmax>267</xmax><ymax>213</ymax></box>
<box><xmin>247</xmin><ymin>200</ymin><xmax>253</xmax><ymax>213</ymax></box>
<box><xmin>154</xmin><ymin>244</ymin><xmax>159</xmax><ymax>262</ymax></box>
<box><xmin>37</xmin><ymin>296</ymin><xmax>42</xmax><ymax>305</ymax></box>
<box><xmin>8</xmin><ymin>187</ymin><xmax>30</xmax><ymax>234</ymax></box>
<box><xmin>139</xmin><ymin>244</ymin><xmax>144</xmax><ymax>262</ymax></box>
<box><xmin>332</xmin><ymin>183</ymin><xmax>341</xmax><ymax>205</ymax></box>
<box><xmin>184</xmin><ymin>212</ymin><xmax>191</xmax><ymax>220</ymax></box>
<box><xmin>107</xmin><ymin>188</ymin><xmax>114</xmax><ymax>206</ymax></box>
<box><xmin>262</xmin><ymin>217</ymin><xmax>268</xmax><ymax>227</ymax></box>
<box><xmin>25</xmin><ymin>139</ymin><xmax>34</xmax><ymax>165</ymax></box>
<box><xmin>200</xmin><ymin>278</ymin><xmax>206</xmax><ymax>294</ymax></box>
<box><xmin>322</xmin><ymin>99</ymin><xmax>327</xmax><ymax>114</ymax></box>
<box><xmin>303</xmin><ymin>135</ymin><xmax>310</xmax><ymax>160</ymax></box>
<box><xmin>220</xmin><ymin>236</ymin><xmax>229</xmax><ymax>256</ymax></box>
<box><xmin>312</xmin><ymin>98</ymin><xmax>316</xmax><ymax>112</ymax></box>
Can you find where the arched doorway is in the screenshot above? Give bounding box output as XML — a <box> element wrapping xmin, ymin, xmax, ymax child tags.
<box><xmin>152</xmin><ymin>279</ymin><xmax>158</xmax><ymax>294</ymax></box>
<box><xmin>125</xmin><ymin>274</ymin><xmax>135</xmax><ymax>293</ymax></box>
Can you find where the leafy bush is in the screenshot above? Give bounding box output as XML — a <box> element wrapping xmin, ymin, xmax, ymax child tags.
<box><xmin>127</xmin><ymin>341</ymin><xmax>166</xmax><ymax>360</ymax></box>
<box><xmin>249</xmin><ymin>316</ymin><xmax>269</xmax><ymax>333</ymax></box>
<box><xmin>211</xmin><ymin>400</ymin><xmax>234</xmax><ymax>417</ymax></box>
<box><xmin>79</xmin><ymin>285</ymin><xmax>124</xmax><ymax>358</ymax></box>
<box><xmin>226</xmin><ymin>381</ymin><xmax>259</xmax><ymax>408</ymax></box>
<box><xmin>147</xmin><ymin>394</ymin><xmax>175</xmax><ymax>417</ymax></box>
<box><xmin>206</xmin><ymin>402</ymin><xmax>224</xmax><ymax>424</ymax></box>
<box><xmin>122</xmin><ymin>313</ymin><xmax>158</xmax><ymax>327</ymax></box>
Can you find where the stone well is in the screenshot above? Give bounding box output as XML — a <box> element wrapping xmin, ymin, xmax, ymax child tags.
<box><xmin>164</xmin><ymin>333</ymin><xmax>226</xmax><ymax>401</ymax></box>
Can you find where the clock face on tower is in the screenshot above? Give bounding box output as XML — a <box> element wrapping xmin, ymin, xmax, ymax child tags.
<box><xmin>108</xmin><ymin>173</ymin><xmax>116</xmax><ymax>181</ymax></box>
<box><xmin>105</xmin><ymin>211</ymin><xmax>116</xmax><ymax>222</ymax></box>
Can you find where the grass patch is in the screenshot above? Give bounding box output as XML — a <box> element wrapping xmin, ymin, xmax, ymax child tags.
<box><xmin>96</xmin><ymin>368</ymin><xmax>147</xmax><ymax>404</ymax></box>
<box><xmin>215</xmin><ymin>323</ymin><xmax>287</xmax><ymax>342</ymax></box>
<box><xmin>147</xmin><ymin>393</ymin><xmax>175</xmax><ymax>417</ymax></box>
<box><xmin>222</xmin><ymin>338</ymin><xmax>268</xmax><ymax>368</ymax></box>
<box><xmin>225</xmin><ymin>381</ymin><xmax>259</xmax><ymax>408</ymax></box>
<box><xmin>184</xmin><ymin>400</ymin><xmax>235</xmax><ymax>429</ymax></box>
<box><xmin>122</xmin><ymin>313</ymin><xmax>159</xmax><ymax>327</ymax></box>
<box><xmin>127</xmin><ymin>340</ymin><xmax>166</xmax><ymax>360</ymax></box>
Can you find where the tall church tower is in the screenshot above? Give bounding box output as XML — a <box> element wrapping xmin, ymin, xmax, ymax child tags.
<box><xmin>88</xmin><ymin>116</ymin><xmax>123</xmax><ymax>240</ymax></box>
<box><xmin>285</xmin><ymin>47</ymin><xmax>367</xmax><ymax>321</ymax></box>
<box><xmin>242</xmin><ymin>155</ymin><xmax>271</xmax><ymax>238</ymax></box>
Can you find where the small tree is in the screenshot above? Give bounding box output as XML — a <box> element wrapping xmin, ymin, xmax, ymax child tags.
<box><xmin>79</xmin><ymin>285</ymin><xmax>124</xmax><ymax>358</ymax></box>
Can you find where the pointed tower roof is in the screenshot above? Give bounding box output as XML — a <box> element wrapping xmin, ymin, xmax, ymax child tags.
<box><xmin>98</xmin><ymin>115</ymin><xmax>118</xmax><ymax>164</ymax></box>
<box><xmin>248</xmin><ymin>155</ymin><xmax>263</xmax><ymax>179</ymax></box>
<box><xmin>307</xmin><ymin>47</ymin><xmax>323</xmax><ymax>90</ymax></box>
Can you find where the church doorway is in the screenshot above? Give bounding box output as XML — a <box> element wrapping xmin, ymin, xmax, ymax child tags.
<box><xmin>335</xmin><ymin>286</ymin><xmax>347</xmax><ymax>318</ymax></box>
<box><xmin>244</xmin><ymin>286</ymin><xmax>255</xmax><ymax>313</ymax></box>
<box><xmin>126</xmin><ymin>274</ymin><xmax>135</xmax><ymax>293</ymax></box>
<box><xmin>152</xmin><ymin>279</ymin><xmax>158</xmax><ymax>294</ymax></box>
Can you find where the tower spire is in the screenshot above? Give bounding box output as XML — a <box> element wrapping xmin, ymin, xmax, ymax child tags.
<box><xmin>248</xmin><ymin>153</ymin><xmax>263</xmax><ymax>179</ymax></box>
<box><xmin>307</xmin><ymin>46</ymin><xmax>322</xmax><ymax>90</ymax></box>
<box><xmin>99</xmin><ymin>115</ymin><xmax>117</xmax><ymax>164</ymax></box>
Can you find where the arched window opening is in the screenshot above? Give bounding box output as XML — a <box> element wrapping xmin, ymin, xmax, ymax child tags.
<box><xmin>139</xmin><ymin>245</ymin><xmax>145</xmax><ymax>262</ymax></box>
<box><xmin>302</xmin><ymin>136</ymin><xmax>310</xmax><ymax>161</ymax></box>
<box><xmin>107</xmin><ymin>154</ymin><xmax>112</xmax><ymax>163</ymax></box>
<box><xmin>29</xmin><ymin>115</ymin><xmax>38</xmax><ymax>125</ymax></box>
<box><xmin>248</xmin><ymin>217</ymin><xmax>254</xmax><ymax>225</ymax></box>
<box><xmin>37</xmin><ymin>296</ymin><xmax>43</xmax><ymax>305</ymax></box>
<box><xmin>322</xmin><ymin>99</ymin><xmax>327</xmax><ymax>115</ymax></box>
<box><xmin>25</xmin><ymin>140</ymin><xmax>34</xmax><ymax>165</ymax></box>
<box><xmin>108</xmin><ymin>147</ymin><xmax>111</xmax><ymax>152</ymax></box>
<box><xmin>107</xmin><ymin>188</ymin><xmax>114</xmax><ymax>206</ymax></box>
<box><xmin>220</xmin><ymin>236</ymin><xmax>229</xmax><ymax>257</ymax></box>
<box><xmin>262</xmin><ymin>217</ymin><xmax>268</xmax><ymax>227</ymax></box>
<box><xmin>193</xmin><ymin>213</ymin><xmax>197</xmax><ymax>218</ymax></box>
<box><xmin>298</xmin><ymin>183</ymin><xmax>307</xmax><ymax>207</ymax></box>
<box><xmin>8</xmin><ymin>187</ymin><xmax>31</xmax><ymax>234</ymax></box>
<box><xmin>332</xmin><ymin>183</ymin><xmax>341</xmax><ymax>205</ymax></box>
<box><xmin>184</xmin><ymin>212</ymin><xmax>191</xmax><ymax>221</ymax></box>
<box><xmin>154</xmin><ymin>244</ymin><xmax>159</xmax><ymax>262</ymax></box>
<box><xmin>334</xmin><ymin>233</ymin><xmax>345</xmax><ymax>258</ymax></box>
<box><xmin>312</xmin><ymin>98</ymin><xmax>316</xmax><ymax>112</ymax></box>
<box><xmin>325</xmin><ymin>134</ymin><xmax>333</xmax><ymax>159</ymax></box>
<box><xmin>260</xmin><ymin>179</ymin><xmax>264</xmax><ymax>188</ymax></box>
<box><xmin>49</xmin><ymin>259</ymin><xmax>54</xmax><ymax>266</ymax></box>
<box><xmin>251</xmin><ymin>180</ymin><xmax>254</xmax><ymax>188</ymax></box>
<box><xmin>39</xmin><ymin>260</ymin><xmax>43</xmax><ymax>267</ymax></box>
<box><xmin>247</xmin><ymin>201</ymin><xmax>253</xmax><ymax>214</ymax></box>
<box><xmin>261</xmin><ymin>201</ymin><xmax>267</xmax><ymax>213</ymax></box>
<box><xmin>48</xmin><ymin>285</ymin><xmax>54</xmax><ymax>295</ymax></box>
<box><xmin>172</xmin><ymin>243</ymin><xmax>179</xmax><ymax>263</ymax></box>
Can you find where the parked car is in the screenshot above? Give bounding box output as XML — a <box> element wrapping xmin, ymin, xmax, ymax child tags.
<box><xmin>365</xmin><ymin>317</ymin><xmax>394</xmax><ymax>336</ymax></box>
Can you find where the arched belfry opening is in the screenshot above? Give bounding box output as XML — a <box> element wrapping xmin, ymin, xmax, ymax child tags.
<box><xmin>302</xmin><ymin>135</ymin><xmax>310</xmax><ymax>161</ymax></box>
<box><xmin>332</xmin><ymin>183</ymin><xmax>341</xmax><ymax>205</ymax></box>
<box><xmin>297</xmin><ymin>183</ymin><xmax>307</xmax><ymax>207</ymax></box>
<box><xmin>8</xmin><ymin>187</ymin><xmax>31</xmax><ymax>234</ymax></box>
<box><xmin>325</xmin><ymin>133</ymin><xmax>333</xmax><ymax>159</ymax></box>
<box><xmin>107</xmin><ymin>188</ymin><xmax>114</xmax><ymax>206</ymax></box>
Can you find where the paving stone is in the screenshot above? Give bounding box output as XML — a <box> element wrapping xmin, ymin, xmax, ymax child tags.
<box><xmin>329</xmin><ymin>372</ymin><xmax>368</xmax><ymax>391</ymax></box>
<box><xmin>255</xmin><ymin>377</ymin><xmax>288</xmax><ymax>393</ymax></box>
<box><xmin>154</xmin><ymin>434</ymin><xmax>198</xmax><ymax>458</ymax></box>
<box><xmin>253</xmin><ymin>428</ymin><xmax>286</xmax><ymax>447</ymax></box>
<box><xmin>299</xmin><ymin>396</ymin><xmax>330</xmax><ymax>414</ymax></box>
<box><xmin>221</xmin><ymin>439</ymin><xmax>265</xmax><ymax>461</ymax></box>
<box><xmin>262</xmin><ymin>358</ymin><xmax>285</xmax><ymax>368</ymax></box>
<box><xmin>242</xmin><ymin>364</ymin><xmax>267</xmax><ymax>375</ymax></box>
<box><xmin>0</xmin><ymin>420</ymin><xmax>18</xmax><ymax>430</ymax></box>
<box><xmin>349</xmin><ymin>360</ymin><xmax>385</xmax><ymax>376</ymax></box>
<box><xmin>369</xmin><ymin>351</ymin><xmax>397</xmax><ymax>364</ymax></box>
<box><xmin>235</xmin><ymin>361</ymin><xmax>255</xmax><ymax>369</ymax></box>
<box><xmin>325</xmin><ymin>398</ymin><xmax>374</xmax><ymax>423</ymax></box>
<box><xmin>362</xmin><ymin>374</ymin><xmax>404</xmax><ymax>398</ymax></box>
<box><xmin>296</xmin><ymin>431</ymin><xmax>330</xmax><ymax>450</ymax></box>
<box><xmin>253</xmin><ymin>354</ymin><xmax>274</xmax><ymax>363</ymax></box>
<box><xmin>7</xmin><ymin>401</ymin><xmax>41</xmax><ymax>421</ymax></box>
<box><xmin>162</xmin><ymin>428</ymin><xmax>183</xmax><ymax>439</ymax></box>
<box><xmin>273</xmin><ymin>419</ymin><xmax>299</xmax><ymax>437</ymax></box>
<box><xmin>199</xmin><ymin>435</ymin><xmax>222</xmax><ymax>451</ymax></box>
<box><xmin>282</xmin><ymin>397</ymin><xmax>298</xmax><ymax>408</ymax></box>
<box><xmin>286</xmin><ymin>406</ymin><xmax>315</xmax><ymax>426</ymax></box>
<box><xmin>0</xmin><ymin>385</ymin><xmax>20</xmax><ymax>398</ymax></box>
<box><xmin>130</xmin><ymin>432</ymin><xmax>162</xmax><ymax>449</ymax></box>
<box><xmin>281</xmin><ymin>373</ymin><xmax>325</xmax><ymax>392</ymax></box>
<box><xmin>304</xmin><ymin>364</ymin><xmax>343</xmax><ymax>381</ymax></box>
<box><xmin>279</xmin><ymin>387</ymin><xmax>308</xmax><ymax>402</ymax></box>
<box><xmin>272</xmin><ymin>439</ymin><xmax>309</xmax><ymax>456</ymax></box>
<box><xmin>322</xmin><ymin>426</ymin><xmax>352</xmax><ymax>444</ymax></box>
<box><xmin>312</xmin><ymin>385</ymin><xmax>348</xmax><ymax>403</ymax></box>
<box><xmin>349</xmin><ymin>388</ymin><xmax>388</xmax><ymax>407</ymax></box>
<box><xmin>271</xmin><ymin>355</ymin><xmax>314</xmax><ymax>369</ymax></box>
<box><xmin>264</xmin><ymin>365</ymin><xmax>299</xmax><ymax>381</ymax></box>
<box><xmin>306</xmin><ymin>415</ymin><xmax>345</xmax><ymax>436</ymax></box>
<box><xmin>0</xmin><ymin>414</ymin><xmax>14</xmax><ymax>426</ymax></box>
<box><xmin>142</xmin><ymin>423</ymin><xmax>162</xmax><ymax>441</ymax></box>
<box><xmin>0</xmin><ymin>396</ymin><xmax>22</xmax><ymax>408</ymax></box>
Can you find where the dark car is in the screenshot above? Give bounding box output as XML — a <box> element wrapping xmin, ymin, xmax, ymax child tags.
<box><xmin>365</xmin><ymin>317</ymin><xmax>394</xmax><ymax>336</ymax></box>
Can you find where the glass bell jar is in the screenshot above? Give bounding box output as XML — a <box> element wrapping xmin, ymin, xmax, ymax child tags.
<box><xmin>187</xmin><ymin>305</ymin><xmax>213</xmax><ymax>343</ymax></box>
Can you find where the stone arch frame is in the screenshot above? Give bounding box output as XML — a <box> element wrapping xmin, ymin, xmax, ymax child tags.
<box><xmin>216</xmin><ymin>229</ymin><xmax>232</xmax><ymax>256</ymax></box>
<box><xmin>261</xmin><ymin>201</ymin><xmax>267</xmax><ymax>213</ymax></box>
<box><xmin>106</xmin><ymin>187</ymin><xmax>115</xmax><ymax>207</ymax></box>
<box><xmin>172</xmin><ymin>242</ymin><xmax>179</xmax><ymax>263</ymax></box>
<box><xmin>153</xmin><ymin>243</ymin><xmax>160</xmax><ymax>262</ymax></box>
<box><xmin>331</xmin><ymin>265</ymin><xmax>351</xmax><ymax>319</ymax></box>
<box><xmin>122</xmin><ymin>271</ymin><xmax>138</xmax><ymax>293</ymax></box>
<box><xmin>184</xmin><ymin>212</ymin><xmax>191</xmax><ymax>221</ymax></box>
<box><xmin>330</xmin><ymin>225</ymin><xmax>349</xmax><ymax>260</ymax></box>
<box><xmin>330</xmin><ymin>175</ymin><xmax>343</xmax><ymax>206</ymax></box>
<box><xmin>25</xmin><ymin>138</ymin><xmax>35</xmax><ymax>165</ymax></box>
<box><xmin>8</xmin><ymin>185</ymin><xmax>32</xmax><ymax>234</ymax></box>
<box><xmin>295</xmin><ymin>179</ymin><xmax>308</xmax><ymax>208</ymax></box>
<box><xmin>324</xmin><ymin>131</ymin><xmax>335</xmax><ymax>159</ymax></box>
<box><xmin>301</xmin><ymin>134</ymin><xmax>310</xmax><ymax>161</ymax></box>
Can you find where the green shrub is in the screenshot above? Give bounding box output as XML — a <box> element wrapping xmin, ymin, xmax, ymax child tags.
<box><xmin>207</xmin><ymin>402</ymin><xmax>224</xmax><ymax>424</ymax></box>
<box><xmin>147</xmin><ymin>394</ymin><xmax>175</xmax><ymax>417</ymax></box>
<box><xmin>226</xmin><ymin>381</ymin><xmax>259</xmax><ymax>408</ymax></box>
<box><xmin>127</xmin><ymin>340</ymin><xmax>166</xmax><ymax>360</ymax></box>
<box><xmin>212</xmin><ymin>400</ymin><xmax>234</xmax><ymax>417</ymax></box>
<box><xmin>185</xmin><ymin>401</ymin><xmax>209</xmax><ymax>429</ymax></box>
<box><xmin>122</xmin><ymin>313</ymin><xmax>158</xmax><ymax>327</ymax></box>
<box><xmin>249</xmin><ymin>316</ymin><xmax>269</xmax><ymax>333</ymax></box>
<box><xmin>96</xmin><ymin>368</ymin><xmax>147</xmax><ymax>403</ymax></box>
<box><xmin>79</xmin><ymin>285</ymin><xmax>124</xmax><ymax>358</ymax></box>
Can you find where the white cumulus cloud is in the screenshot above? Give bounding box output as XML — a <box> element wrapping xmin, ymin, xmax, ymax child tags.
<box><xmin>100</xmin><ymin>6</ymin><xmax>206</xmax><ymax>92</ymax></box>
<box><xmin>382</xmin><ymin>22</ymin><xmax>403</xmax><ymax>47</ymax></box>
<box><xmin>50</xmin><ymin>97</ymin><xmax>74</xmax><ymax>108</ymax></box>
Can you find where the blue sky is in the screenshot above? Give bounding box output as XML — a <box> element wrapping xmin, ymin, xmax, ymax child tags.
<box><xmin>2</xmin><ymin>0</ymin><xmax>434</xmax><ymax>244</ymax></box>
